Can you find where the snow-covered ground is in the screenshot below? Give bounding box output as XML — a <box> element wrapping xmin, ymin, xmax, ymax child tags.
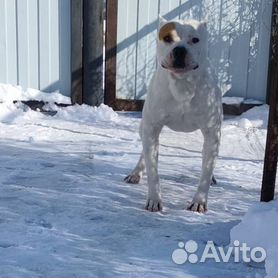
<box><xmin>0</xmin><ymin>84</ymin><xmax>277</xmax><ymax>277</ymax></box>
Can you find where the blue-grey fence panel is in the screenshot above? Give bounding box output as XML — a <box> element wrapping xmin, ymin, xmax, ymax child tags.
<box><xmin>0</xmin><ymin>0</ymin><xmax>71</xmax><ymax>96</ymax></box>
<box><xmin>115</xmin><ymin>0</ymin><xmax>272</xmax><ymax>102</ymax></box>
<box><xmin>136</xmin><ymin>0</ymin><xmax>159</xmax><ymax>100</ymax></box>
<box><xmin>116</xmin><ymin>0</ymin><xmax>138</xmax><ymax>100</ymax></box>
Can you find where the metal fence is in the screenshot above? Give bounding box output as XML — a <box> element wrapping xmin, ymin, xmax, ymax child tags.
<box><xmin>105</xmin><ymin>0</ymin><xmax>273</xmax><ymax>110</ymax></box>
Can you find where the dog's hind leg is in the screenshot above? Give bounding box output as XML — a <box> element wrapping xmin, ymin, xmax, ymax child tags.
<box><xmin>124</xmin><ymin>153</ymin><xmax>145</xmax><ymax>184</ymax></box>
<box><xmin>211</xmin><ymin>175</ymin><xmax>217</xmax><ymax>185</ymax></box>
<box><xmin>124</xmin><ymin>122</ymin><xmax>146</xmax><ymax>184</ymax></box>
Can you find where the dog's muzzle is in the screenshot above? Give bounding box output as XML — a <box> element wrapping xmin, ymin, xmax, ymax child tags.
<box><xmin>161</xmin><ymin>46</ymin><xmax>199</xmax><ymax>73</ymax></box>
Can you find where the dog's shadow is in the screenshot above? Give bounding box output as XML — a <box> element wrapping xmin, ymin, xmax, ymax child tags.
<box><xmin>160</xmin><ymin>173</ymin><xmax>199</xmax><ymax>184</ymax></box>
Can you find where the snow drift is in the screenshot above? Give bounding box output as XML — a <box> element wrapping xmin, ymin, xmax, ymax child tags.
<box><xmin>230</xmin><ymin>201</ymin><xmax>278</xmax><ymax>278</ymax></box>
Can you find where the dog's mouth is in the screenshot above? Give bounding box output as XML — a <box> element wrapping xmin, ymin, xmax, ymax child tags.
<box><xmin>161</xmin><ymin>63</ymin><xmax>199</xmax><ymax>73</ymax></box>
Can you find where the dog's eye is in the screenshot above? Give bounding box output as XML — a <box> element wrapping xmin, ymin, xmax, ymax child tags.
<box><xmin>163</xmin><ymin>35</ymin><xmax>173</xmax><ymax>43</ymax></box>
<box><xmin>192</xmin><ymin>37</ymin><xmax>200</xmax><ymax>44</ymax></box>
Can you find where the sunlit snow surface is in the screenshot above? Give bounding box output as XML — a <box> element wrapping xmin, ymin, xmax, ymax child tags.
<box><xmin>0</xmin><ymin>84</ymin><xmax>277</xmax><ymax>277</ymax></box>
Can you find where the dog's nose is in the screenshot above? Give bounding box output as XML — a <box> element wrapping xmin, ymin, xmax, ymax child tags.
<box><xmin>173</xmin><ymin>46</ymin><xmax>187</xmax><ymax>59</ymax></box>
<box><xmin>172</xmin><ymin>46</ymin><xmax>187</xmax><ymax>68</ymax></box>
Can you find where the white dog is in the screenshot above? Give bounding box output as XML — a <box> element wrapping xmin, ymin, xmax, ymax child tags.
<box><xmin>125</xmin><ymin>18</ymin><xmax>222</xmax><ymax>213</ymax></box>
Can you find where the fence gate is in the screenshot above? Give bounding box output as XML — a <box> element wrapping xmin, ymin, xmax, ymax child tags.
<box><xmin>105</xmin><ymin>0</ymin><xmax>273</xmax><ymax>111</ymax></box>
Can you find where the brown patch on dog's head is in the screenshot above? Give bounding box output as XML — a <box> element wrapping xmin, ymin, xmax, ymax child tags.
<box><xmin>159</xmin><ymin>22</ymin><xmax>179</xmax><ymax>43</ymax></box>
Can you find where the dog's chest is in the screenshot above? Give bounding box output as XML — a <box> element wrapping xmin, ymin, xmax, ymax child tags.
<box><xmin>163</xmin><ymin>101</ymin><xmax>201</xmax><ymax>132</ymax></box>
<box><xmin>162</xmin><ymin>78</ymin><xmax>209</xmax><ymax>132</ymax></box>
<box><xmin>168</xmin><ymin>75</ymin><xmax>197</xmax><ymax>103</ymax></box>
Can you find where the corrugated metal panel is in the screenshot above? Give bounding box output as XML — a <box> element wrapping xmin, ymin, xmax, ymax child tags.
<box><xmin>136</xmin><ymin>0</ymin><xmax>159</xmax><ymax>100</ymax></box>
<box><xmin>0</xmin><ymin>0</ymin><xmax>71</xmax><ymax>96</ymax></box>
<box><xmin>116</xmin><ymin>0</ymin><xmax>138</xmax><ymax>100</ymax></box>
<box><xmin>115</xmin><ymin>0</ymin><xmax>272</xmax><ymax>102</ymax></box>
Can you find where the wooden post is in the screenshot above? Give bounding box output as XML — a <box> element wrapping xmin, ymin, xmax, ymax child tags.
<box><xmin>83</xmin><ymin>0</ymin><xmax>104</xmax><ymax>106</ymax></box>
<box><xmin>71</xmin><ymin>0</ymin><xmax>83</xmax><ymax>105</ymax></box>
<box><xmin>104</xmin><ymin>0</ymin><xmax>118</xmax><ymax>107</ymax></box>
<box><xmin>261</xmin><ymin>0</ymin><xmax>278</xmax><ymax>202</ymax></box>
<box><xmin>104</xmin><ymin>0</ymin><xmax>145</xmax><ymax>111</ymax></box>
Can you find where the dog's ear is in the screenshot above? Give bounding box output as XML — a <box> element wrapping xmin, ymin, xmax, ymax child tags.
<box><xmin>158</xmin><ymin>15</ymin><xmax>167</xmax><ymax>27</ymax></box>
<box><xmin>197</xmin><ymin>20</ymin><xmax>208</xmax><ymax>39</ymax></box>
<box><xmin>198</xmin><ymin>20</ymin><xmax>208</xmax><ymax>31</ymax></box>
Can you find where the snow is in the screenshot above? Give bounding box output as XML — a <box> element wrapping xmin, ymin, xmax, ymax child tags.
<box><xmin>50</xmin><ymin>103</ymin><xmax>119</xmax><ymax>124</ymax></box>
<box><xmin>222</xmin><ymin>97</ymin><xmax>264</xmax><ymax>106</ymax></box>
<box><xmin>222</xmin><ymin>96</ymin><xmax>244</xmax><ymax>105</ymax></box>
<box><xmin>0</xmin><ymin>84</ymin><xmax>277</xmax><ymax>277</ymax></box>
<box><xmin>244</xmin><ymin>99</ymin><xmax>264</xmax><ymax>105</ymax></box>
<box><xmin>0</xmin><ymin>83</ymin><xmax>71</xmax><ymax>104</ymax></box>
<box><xmin>230</xmin><ymin>201</ymin><xmax>278</xmax><ymax>278</ymax></box>
<box><xmin>238</xmin><ymin>118</ymin><xmax>253</xmax><ymax>129</ymax></box>
<box><xmin>226</xmin><ymin>105</ymin><xmax>269</xmax><ymax>130</ymax></box>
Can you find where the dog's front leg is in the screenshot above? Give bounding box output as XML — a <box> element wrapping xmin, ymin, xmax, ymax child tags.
<box><xmin>188</xmin><ymin>127</ymin><xmax>221</xmax><ymax>213</ymax></box>
<box><xmin>142</xmin><ymin>122</ymin><xmax>163</xmax><ymax>212</ymax></box>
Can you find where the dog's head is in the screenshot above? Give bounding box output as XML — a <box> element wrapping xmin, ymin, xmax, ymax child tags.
<box><xmin>157</xmin><ymin>18</ymin><xmax>208</xmax><ymax>78</ymax></box>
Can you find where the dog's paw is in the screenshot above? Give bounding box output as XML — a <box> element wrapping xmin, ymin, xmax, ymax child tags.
<box><xmin>187</xmin><ymin>193</ymin><xmax>208</xmax><ymax>213</ymax></box>
<box><xmin>124</xmin><ymin>174</ymin><xmax>141</xmax><ymax>184</ymax></box>
<box><xmin>145</xmin><ymin>198</ymin><xmax>163</xmax><ymax>212</ymax></box>
<box><xmin>187</xmin><ymin>202</ymin><xmax>207</xmax><ymax>213</ymax></box>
